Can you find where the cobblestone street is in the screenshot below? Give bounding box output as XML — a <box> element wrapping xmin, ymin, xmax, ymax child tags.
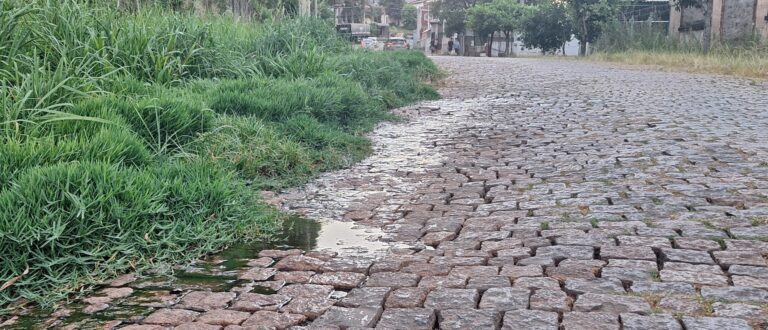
<box><xmin>23</xmin><ymin>57</ymin><xmax>768</xmax><ymax>330</ymax></box>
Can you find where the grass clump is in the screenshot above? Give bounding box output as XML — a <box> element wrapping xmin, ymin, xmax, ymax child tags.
<box><xmin>209</xmin><ymin>75</ymin><xmax>382</xmax><ymax>128</ymax></box>
<box><xmin>192</xmin><ymin>116</ymin><xmax>317</xmax><ymax>186</ymax></box>
<box><xmin>0</xmin><ymin>0</ymin><xmax>439</xmax><ymax>312</ymax></box>
<box><xmin>0</xmin><ymin>161</ymin><xmax>269</xmax><ymax>305</ymax></box>
<box><xmin>591</xmin><ymin>23</ymin><xmax>768</xmax><ymax>79</ymax></box>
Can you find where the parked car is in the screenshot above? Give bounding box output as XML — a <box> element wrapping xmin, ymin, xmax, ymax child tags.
<box><xmin>361</xmin><ymin>37</ymin><xmax>379</xmax><ymax>50</ymax></box>
<box><xmin>385</xmin><ymin>37</ymin><xmax>409</xmax><ymax>50</ymax></box>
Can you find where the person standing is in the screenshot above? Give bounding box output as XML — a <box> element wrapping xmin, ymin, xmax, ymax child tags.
<box><xmin>454</xmin><ymin>39</ymin><xmax>461</xmax><ymax>56</ymax></box>
<box><xmin>447</xmin><ymin>39</ymin><xmax>454</xmax><ymax>54</ymax></box>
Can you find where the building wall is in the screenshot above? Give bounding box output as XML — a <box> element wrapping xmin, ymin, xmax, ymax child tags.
<box><xmin>671</xmin><ymin>0</ymin><xmax>767</xmax><ymax>42</ymax></box>
<box><xmin>756</xmin><ymin>0</ymin><xmax>768</xmax><ymax>39</ymax></box>
<box><xmin>721</xmin><ymin>0</ymin><xmax>757</xmax><ymax>41</ymax></box>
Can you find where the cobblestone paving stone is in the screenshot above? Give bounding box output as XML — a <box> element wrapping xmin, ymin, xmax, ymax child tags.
<box><xmin>17</xmin><ymin>57</ymin><xmax>768</xmax><ymax>329</ymax></box>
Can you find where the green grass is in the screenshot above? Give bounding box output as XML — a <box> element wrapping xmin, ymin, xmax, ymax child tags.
<box><xmin>591</xmin><ymin>23</ymin><xmax>768</xmax><ymax>79</ymax></box>
<box><xmin>0</xmin><ymin>0</ymin><xmax>439</xmax><ymax>312</ymax></box>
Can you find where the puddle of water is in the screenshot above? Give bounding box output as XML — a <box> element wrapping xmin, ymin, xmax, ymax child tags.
<box><xmin>313</xmin><ymin>221</ymin><xmax>391</xmax><ymax>256</ymax></box>
<box><xmin>207</xmin><ymin>216</ymin><xmax>322</xmax><ymax>270</ymax></box>
<box><xmin>211</xmin><ymin>216</ymin><xmax>392</xmax><ymax>266</ymax></box>
<box><xmin>4</xmin><ymin>216</ymin><xmax>393</xmax><ymax>329</ymax></box>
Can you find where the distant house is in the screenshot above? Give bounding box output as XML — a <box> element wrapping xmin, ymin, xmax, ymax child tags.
<box><xmin>406</xmin><ymin>0</ymin><xmax>442</xmax><ymax>52</ymax></box>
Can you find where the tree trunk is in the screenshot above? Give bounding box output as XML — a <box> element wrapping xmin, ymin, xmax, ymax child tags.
<box><xmin>702</xmin><ymin>0</ymin><xmax>714</xmax><ymax>52</ymax></box>
<box><xmin>504</xmin><ymin>32</ymin><xmax>510</xmax><ymax>56</ymax></box>
<box><xmin>510</xmin><ymin>33</ymin><xmax>515</xmax><ymax>57</ymax></box>
<box><xmin>487</xmin><ymin>32</ymin><xmax>494</xmax><ymax>57</ymax></box>
<box><xmin>579</xmin><ymin>17</ymin><xmax>588</xmax><ymax>56</ymax></box>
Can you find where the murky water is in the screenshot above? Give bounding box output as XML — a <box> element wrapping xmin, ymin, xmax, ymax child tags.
<box><xmin>0</xmin><ymin>215</ymin><xmax>394</xmax><ymax>329</ymax></box>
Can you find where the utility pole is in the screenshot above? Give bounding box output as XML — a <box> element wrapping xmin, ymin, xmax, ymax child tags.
<box><xmin>361</xmin><ymin>0</ymin><xmax>366</xmax><ymax>23</ymax></box>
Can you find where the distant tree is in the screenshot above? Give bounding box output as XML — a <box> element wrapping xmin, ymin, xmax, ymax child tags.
<box><xmin>489</xmin><ymin>0</ymin><xmax>529</xmax><ymax>56</ymax></box>
<box><xmin>467</xmin><ymin>2</ymin><xmax>500</xmax><ymax>56</ymax></box>
<box><xmin>336</xmin><ymin>0</ymin><xmax>365</xmax><ymax>23</ymax></box>
<box><xmin>380</xmin><ymin>0</ymin><xmax>404</xmax><ymax>24</ymax></box>
<box><xmin>434</xmin><ymin>0</ymin><xmax>490</xmax><ymax>36</ymax></box>
<box><xmin>566</xmin><ymin>0</ymin><xmax>619</xmax><ymax>56</ymax></box>
<box><xmin>520</xmin><ymin>2</ymin><xmax>572</xmax><ymax>54</ymax></box>
<box><xmin>401</xmin><ymin>4</ymin><xmax>417</xmax><ymax>30</ymax></box>
<box><xmin>467</xmin><ymin>0</ymin><xmax>527</xmax><ymax>57</ymax></box>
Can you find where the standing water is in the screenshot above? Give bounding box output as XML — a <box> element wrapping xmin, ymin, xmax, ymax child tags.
<box><xmin>2</xmin><ymin>216</ymin><xmax>395</xmax><ymax>329</ymax></box>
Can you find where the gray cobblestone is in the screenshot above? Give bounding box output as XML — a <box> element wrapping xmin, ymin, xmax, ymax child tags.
<box><xmin>45</xmin><ymin>56</ymin><xmax>768</xmax><ymax>329</ymax></box>
<box><xmin>423</xmin><ymin>288</ymin><xmax>479</xmax><ymax>310</ymax></box>
<box><xmin>438</xmin><ymin>309</ymin><xmax>501</xmax><ymax>330</ymax></box>
<box><xmin>501</xmin><ymin>310</ymin><xmax>558</xmax><ymax>330</ymax></box>
<box><xmin>681</xmin><ymin>316</ymin><xmax>752</xmax><ymax>330</ymax></box>
<box><xmin>620</xmin><ymin>314</ymin><xmax>681</xmax><ymax>330</ymax></box>
<box><xmin>478</xmin><ymin>287</ymin><xmax>530</xmax><ymax>311</ymax></box>
<box><xmin>562</xmin><ymin>312</ymin><xmax>619</xmax><ymax>330</ymax></box>
<box><xmin>573</xmin><ymin>293</ymin><xmax>651</xmax><ymax>315</ymax></box>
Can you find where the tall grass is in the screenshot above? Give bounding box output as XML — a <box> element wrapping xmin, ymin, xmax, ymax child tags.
<box><xmin>592</xmin><ymin>22</ymin><xmax>768</xmax><ymax>79</ymax></box>
<box><xmin>0</xmin><ymin>0</ymin><xmax>439</xmax><ymax>311</ymax></box>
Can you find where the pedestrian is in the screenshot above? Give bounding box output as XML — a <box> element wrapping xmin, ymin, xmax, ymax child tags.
<box><xmin>430</xmin><ymin>40</ymin><xmax>437</xmax><ymax>54</ymax></box>
<box><xmin>454</xmin><ymin>39</ymin><xmax>461</xmax><ymax>56</ymax></box>
<box><xmin>447</xmin><ymin>39</ymin><xmax>454</xmax><ymax>54</ymax></box>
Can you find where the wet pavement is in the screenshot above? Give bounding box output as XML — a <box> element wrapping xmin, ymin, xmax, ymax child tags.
<box><xmin>4</xmin><ymin>56</ymin><xmax>768</xmax><ymax>329</ymax></box>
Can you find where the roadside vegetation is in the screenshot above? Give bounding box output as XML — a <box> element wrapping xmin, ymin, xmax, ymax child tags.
<box><xmin>436</xmin><ymin>0</ymin><xmax>766</xmax><ymax>79</ymax></box>
<box><xmin>436</xmin><ymin>0</ymin><xmax>617</xmax><ymax>57</ymax></box>
<box><xmin>0</xmin><ymin>0</ymin><xmax>439</xmax><ymax>311</ymax></box>
<box><xmin>592</xmin><ymin>24</ymin><xmax>768</xmax><ymax>79</ymax></box>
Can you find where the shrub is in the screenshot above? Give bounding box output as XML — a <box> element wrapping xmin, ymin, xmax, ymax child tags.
<box><xmin>210</xmin><ymin>76</ymin><xmax>383</xmax><ymax>128</ymax></box>
<box><xmin>129</xmin><ymin>96</ymin><xmax>214</xmax><ymax>150</ymax></box>
<box><xmin>192</xmin><ymin>116</ymin><xmax>315</xmax><ymax>184</ymax></box>
<box><xmin>0</xmin><ymin>160</ymin><xmax>264</xmax><ymax>307</ymax></box>
<box><xmin>0</xmin><ymin>129</ymin><xmax>151</xmax><ymax>191</ymax></box>
<box><xmin>35</xmin><ymin>97</ymin><xmax>132</xmax><ymax>138</ymax></box>
<box><xmin>331</xmin><ymin>51</ymin><xmax>440</xmax><ymax>107</ymax></box>
<box><xmin>279</xmin><ymin>114</ymin><xmax>370</xmax><ymax>162</ymax></box>
<box><xmin>35</xmin><ymin>94</ymin><xmax>212</xmax><ymax>151</ymax></box>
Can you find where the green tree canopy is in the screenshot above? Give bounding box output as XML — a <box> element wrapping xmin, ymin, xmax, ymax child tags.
<box><xmin>434</xmin><ymin>0</ymin><xmax>489</xmax><ymax>36</ymax></box>
<box><xmin>467</xmin><ymin>2</ymin><xmax>500</xmax><ymax>39</ymax></box>
<box><xmin>520</xmin><ymin>2</ymin><xmax>573</xmax><ymax>54</ymax></box>
<box><xmin>467</xmin><ymin>0</ymin><xmax>529</xmax><ymax>56</ymax></box>
<box><xmin>380</xmin><ymin>0</ymin><xmax>405</xmax><ymax>23</ymax></box>
<box><xmin>402</xmin><ymin>4</ymin><xmax>418</xmax><ymax>30</ymax></box>
<box><xmin>566</xmin><ymin>0</ymin><xmax>619</xmax><ymax>56</ymax></box>
<box><xmin>490</xmin><ymin>0</ymin><xmax>531</xmax><ymax>55</ymax></box>
<box><xmin>490</xmin><ymin>0</ymin><xmax>529</xmax><ymax>35</ymax></box>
